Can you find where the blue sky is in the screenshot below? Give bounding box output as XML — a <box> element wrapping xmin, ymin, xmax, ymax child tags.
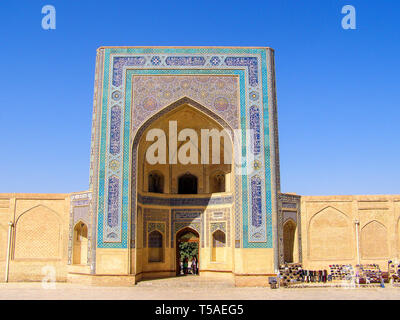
<box><xmin>0</xmin><ymin>0</ymin><xmax>399</xmax><ymax>195</ymax></box>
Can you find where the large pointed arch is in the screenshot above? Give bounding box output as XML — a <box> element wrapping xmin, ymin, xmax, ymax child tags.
<box><xmin>130</xmin><ymin>97</ymin><xmax>237</xmax><ymax>249</ymax></box>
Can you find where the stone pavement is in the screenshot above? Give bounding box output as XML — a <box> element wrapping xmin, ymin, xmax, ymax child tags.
<box><xmin>0</xmin><ymin>276</ymin><xmax>400</xmax><ymax>300</ymax></box>
<box><xmin>136</xmin><ymin>275</ymin><xmax>235</xmax><ymax>288</ymax></box>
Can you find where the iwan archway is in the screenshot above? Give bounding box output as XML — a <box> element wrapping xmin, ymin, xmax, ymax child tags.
<box><xmin>132</xmin><ymin>98</ymin><xmax>234</xmax><ymax>280</ymax></box>
<box><xmin>90</xmin><ymin>47</ymin><xmax>279</xmax><ymax>287</ymax></box>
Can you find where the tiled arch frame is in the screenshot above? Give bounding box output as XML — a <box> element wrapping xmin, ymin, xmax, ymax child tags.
<box><xmin>90</xmin><ymin>47</ymin><xmax>280</xmax><ymax>273</ymax></box>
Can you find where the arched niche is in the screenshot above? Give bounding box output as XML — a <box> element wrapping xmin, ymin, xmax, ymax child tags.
<box><xmin>361</xmin><ymin>220</ymin><xmax>388</xmax><ymax>259</ymax></box>
<box><xmin>209</xmin><ymin>171</ymin><xmax>226</xmax><ymax>193</ymax></box>
<box><xmin>283</xmin><ymin>219</ymin><xmax>296</xmax><ymax>263</ymax></box>
<box><xmin>148</xmin><ymin>170</ymin><xmax>164</xmax><ymax>193</ymax></box>
<box><xmin>14</xmin><ymin>205</ymin><xmax>62</xmax><ymax>260</ymax></box>
<box><xmin>308</xmin><ymin>206</ymin><xmax>353</xmax><ymax>260</ymax></box>
<box><xmin>211</xmin><ymin>229</ymin><xmax>226</xmax><ymax>262</ymax></box>
<box><xmin>148</xmin><ymin>230</ymin><xmax>163</xmax><ymax>263</ymax></box>
<box><xmin>73</xmin><ymin>221</ymin><xmax>88</xmax><ymax>265</ymax></box>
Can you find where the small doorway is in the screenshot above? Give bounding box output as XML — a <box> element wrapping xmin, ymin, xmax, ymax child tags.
<box><xmin>176</xmin><ymin>228</ymin><xmax>199</xmax><ymax>276</ymax></box>
<box><xmin>283</xmin><ymin>219</ymin><xmax>296</xmax><ymax>263</ymax></box>
<box><xmin>73</xmin><ymin>221</ymin><xmax>88</xmax><ymax>265</ymax></box>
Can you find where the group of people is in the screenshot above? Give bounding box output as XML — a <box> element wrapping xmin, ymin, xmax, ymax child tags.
<box><xmin>180</xmin><ymin>256</ymin><xmax>198</xmax><ymax>275</ymax></box>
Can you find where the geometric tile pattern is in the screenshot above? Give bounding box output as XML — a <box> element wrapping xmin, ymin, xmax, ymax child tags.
<box><xmin>148</xmin><ymin>222</ymin><xmax>165</xmax><ymax>234</ymax></box>
<box><xmin>142</xmin><ymin>208</ymin><xmax>169</xmax><ymax>248</ymax></box>
<box><xmin>211</xmin><ymin>222</ymin><xmax>227</xmax><ymax>234</ymax></box>
<box><xmin>171</xmin><ymin>209</ymin><xmax>204</xmax><ymax>248</ymax></box>
<box><xmin>132</xmin><ymin>75</ymin><xmax>239</xmax><ymax>130</ymax></box>
<box><xmin>206</xmin><ymin>208</ymin><xmax>231</xmax><ymax>247</ymax></box>
<box><xmin>137</xmin><ymin>193</ymin><xmax>233</xmax><ymax>206</ymax></box>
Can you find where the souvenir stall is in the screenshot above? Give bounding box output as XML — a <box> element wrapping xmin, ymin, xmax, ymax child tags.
<box><xmin>329</xmin><ymin>264</ymin><xmax>354</xmax><ymax>281</ymax></box>
<box><xmin>388</xmin><ymin>261</ymin><xmax>400</xmax><ymax>283</ymax></box>
<box><xmin>355</xmin><ymin>264</ymin><xmax>383</xmax><ymax>284</ymax></box>
<box><xmin>279</xmin><ymin>264</ymin><xmax>328</xmax><ymax>287</ymax></box>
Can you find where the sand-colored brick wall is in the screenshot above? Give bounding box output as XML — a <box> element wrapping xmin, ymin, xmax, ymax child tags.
<box><xmin>301</xmin><ymin>195</ymin><xmax>400</xmax><ymax>270</ymax></box>
<box><xmin>2</xmin><ymin>192</ymin><xmax>400</xmax><ymax>284</ymax></box>
<box><xmin>0</xmin><ymin>193</ymin><xmax>70</xmax><ymax>282</ymax></box>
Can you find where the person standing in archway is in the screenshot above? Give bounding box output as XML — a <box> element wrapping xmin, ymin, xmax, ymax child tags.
<box><xmin>183</xmin><ymin>257</ymin><xmax>189</xmax><ymax>275</ymax></box>
<box><xmin>191</xmin><ymin>256</ymin><xmax>198</xmax><ymax>275</ymax></box>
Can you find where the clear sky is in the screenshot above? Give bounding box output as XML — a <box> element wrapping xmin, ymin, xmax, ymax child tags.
<box><xmin>0</xmin><ymin>0</ymin><xmax>399</xmax><ymax>195</ymax></box>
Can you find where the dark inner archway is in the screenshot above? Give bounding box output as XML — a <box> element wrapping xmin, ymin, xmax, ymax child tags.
<box><xmin>178</xmin><ymin>174</ymin><xmax>198</xmax><ymax>194</ymax></box>
<box><xmin>176</xmin><ymin>228</ymin><xmax>200</xmax><ymax>276</ymax></box>
<box><xmin>283</xmin><ymin>220</ymin><xmax>296</xmax><ymax>263</ymax></box>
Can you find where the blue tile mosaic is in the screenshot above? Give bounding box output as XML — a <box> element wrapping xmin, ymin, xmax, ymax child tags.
<box><xmin>165</xmin><ymin>56</ymin><xmax>206</xmax><ymax>66</ymax></box>
<box><xmin>251</xmin><ymin>175</ymin><xmax>263</xmax><ymax>227</ymax></box>
<box><xmin>249</xmin><ymin>105</ymin><xmax>261</xmax><ymax>156</ymax></box>
<box><xmin>224</xmin><ymin>56</ymin><xmax>259</xmax><ymax>87</ymax></box>
<box><xmin>109</xmin><ymin>105</ymin><xmax>121</xmax><ymax>155</ymax></box>
<box><xmin>138</xmin><ymin>194</ymin><xmax>233</xmax><ymax>206</ymax></box>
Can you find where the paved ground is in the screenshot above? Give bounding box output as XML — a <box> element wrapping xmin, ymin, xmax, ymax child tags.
<box><xmin>0</xmin><ymin>276</ymin><xmax>399</xmax><ymax>300</ymax></box>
